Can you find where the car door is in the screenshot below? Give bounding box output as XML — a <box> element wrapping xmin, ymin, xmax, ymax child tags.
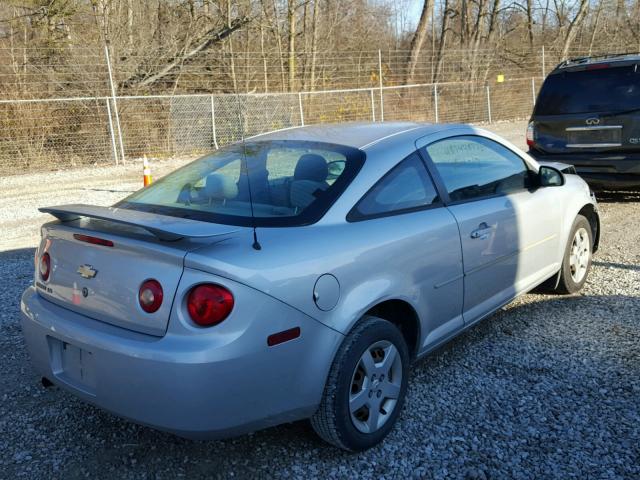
<box><xmin>347</xmin><ymin>152</ymin><xmax>464</xmax><ymax>352</ymax></box>
<box><xmin>419</xmin><ymin>134</ymin><xmax>561</xmax><ymax>325</ymax></box>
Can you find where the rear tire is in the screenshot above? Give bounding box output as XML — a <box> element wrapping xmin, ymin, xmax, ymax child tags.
<box><xmin>555</xmin><ymin>215</ymin><xmax>593</xmax><ymax>294</ymax></box>
<box><xmin>310</xmin><ymin>316</ymin><xmax>409</xmax><ymax>451</ymax></box>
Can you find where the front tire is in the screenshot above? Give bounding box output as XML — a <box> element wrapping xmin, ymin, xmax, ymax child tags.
<box><xmin>310</xmin><ymin>316</ymin><xmax>410</xmax><ymax>451</ymax></box>
<box><xmin>556</xmin><ymin>215</ymin><xmax>593</xmax><ymax>294</ymax></box>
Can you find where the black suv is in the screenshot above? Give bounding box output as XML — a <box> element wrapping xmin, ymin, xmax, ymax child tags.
<box><xmin>528</xmin><ymin>53</ymin><xmax>640</xmax><ymax>189</ymax></box>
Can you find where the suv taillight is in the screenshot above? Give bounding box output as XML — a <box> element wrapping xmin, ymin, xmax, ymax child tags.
<box><xmin>187</xmin><ymin>284</ymin><xmax>234</xmax><ymax>327</ymax></box>
<box><xmin>40</xmin><ymin>252</ymin><xmax>51</xmax><ymax>281</ymax></box>
<box><xmin>526</xmin><ymin>121</ymin><xmax>536</xmax><ymax>148</ymax></box>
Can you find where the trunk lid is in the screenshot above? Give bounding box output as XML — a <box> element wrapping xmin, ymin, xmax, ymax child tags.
<box><xmin>36</xmin><ymin>205</ymin><xmax>243</xmax><ymax>336</ymax></box>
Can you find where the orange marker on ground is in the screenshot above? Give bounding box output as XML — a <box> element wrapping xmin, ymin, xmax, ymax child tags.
<box><xmin>143</xmin><ymin>156</ymin><xmax>153</xmax><ymax>187</ymax></box>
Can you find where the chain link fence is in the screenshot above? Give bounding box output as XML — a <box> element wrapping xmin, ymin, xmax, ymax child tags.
<box><xmin>0</xmin><ymin>76</ymin><xmax>543</xmax><ymax>175</ymax></box>
<box><xmin>0</xmin><ymin>42</ymin><xmax>620</xmax><ymax>175</ymax></box>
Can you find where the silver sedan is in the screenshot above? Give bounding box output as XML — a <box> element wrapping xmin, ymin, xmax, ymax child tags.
<box><xmin>21</xmin><ymin>122</ymin><xmax>599</xmax><ymax>451</ymax></box>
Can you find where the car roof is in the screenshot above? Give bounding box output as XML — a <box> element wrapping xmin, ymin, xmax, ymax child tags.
<box><xmin>553</xmin><ymin>52</ymin><xmax>640</xmax><ymax>73</ymax></box>
<box><xmin>247</xmin><ymin>121</ymin><xmax>455</xmax><ymax>150</ymax></box>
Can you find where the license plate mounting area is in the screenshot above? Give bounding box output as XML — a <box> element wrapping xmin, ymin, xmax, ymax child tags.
<box><xmin>48</xmin><ymin>337</ymin><xmax>97</xmax><ymax>395</ymax></box>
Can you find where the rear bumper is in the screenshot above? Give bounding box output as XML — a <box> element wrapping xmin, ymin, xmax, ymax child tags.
<box><xmin>529</xmin><ymin>150</ymin><xmax>640</xmax><ymax>188</ymax></box>
<box><xmin>20</xmin><ymin>282</ymin><xmax>343</xmax><ymax>439</ymax></box>
<box><xmin>573</xmin><ymin>173</ymin><xmax>640</xmax><ymax>189</ymax></box>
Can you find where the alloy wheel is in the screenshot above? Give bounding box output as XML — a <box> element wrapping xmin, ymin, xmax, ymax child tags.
<box><xmin>569</xmin><ymin>227</ymin><xmax>590</xmax><ymax>283</ymax></box>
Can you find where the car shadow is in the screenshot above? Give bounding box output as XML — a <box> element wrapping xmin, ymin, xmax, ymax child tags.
<box><xmin>593</xmin><ymin>189</ymin><xmax>640</xmax><ymax>203</ymax></box>
<box><xmin>592</xmin><ymin>260</ymin><xmax>640</xmax><ymax>272</ymax></box>
<box><xmin>0</xmin><ymin>247</ymin><xmax>36</xmax><ymax>306</ymax></box>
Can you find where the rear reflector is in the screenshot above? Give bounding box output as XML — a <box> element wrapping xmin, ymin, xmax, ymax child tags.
<box><xmin>267</xmin><ymin>327</ymin><xmax>301</xmax><ymax>346</ymax></box>
<box><xmin>73</xmin><ymin>234</ymin><xmax>114</xmax><ymax>247</ymax></box>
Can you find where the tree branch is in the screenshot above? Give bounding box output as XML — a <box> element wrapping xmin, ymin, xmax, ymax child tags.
<box><xmin>122</xmin><ymin>15</ymin><xmax>251</xmax><ymax>89</ymax></box>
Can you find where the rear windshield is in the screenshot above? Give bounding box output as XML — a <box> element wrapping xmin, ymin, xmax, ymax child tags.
<box><xmin>117</xmin><ymin>141</ymin><xmax>364</xmax><ymax>227</ymax></box>
<box><xmin>535</xmin><ymin>65</ymin><xmax>640</xmax><ymax>115</ymax></box>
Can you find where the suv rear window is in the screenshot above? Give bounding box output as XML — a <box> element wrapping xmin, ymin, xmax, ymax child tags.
<box><xmin>118</xmin><ymin>140</ymin><xmax>364</xmax><ymax>227</ymax></box>
<box><xmin>535</xmin><ymin>65</ymin><xmax>640</xmax><ymax>115</ymax></box>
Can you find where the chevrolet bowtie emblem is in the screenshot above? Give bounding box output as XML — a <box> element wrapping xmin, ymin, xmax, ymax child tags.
<box><xmin>77</xmin><ymin>264</ymin><xmax>98</xmax><ymax>279</ymax></box>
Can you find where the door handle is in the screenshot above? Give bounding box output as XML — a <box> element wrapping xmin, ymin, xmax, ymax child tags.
<box><xmin>470</xmin><ymin>222</ymin><xmax>492</xmax><ymax>240</ymax></box>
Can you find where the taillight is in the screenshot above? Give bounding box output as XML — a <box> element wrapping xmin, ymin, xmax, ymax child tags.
<box><xmin>139</xmin><ymin>279</ymin><xmax>163</xmax><ymax>313</ymax></box>
<box><xmin>187</xmin><ymin>284</ymin><xmax>234</xmax><ymax>327</ymax></box>
<box><xmin>526</xmin><ymin>121</ymin><xmax>536</xmax><ymax>148</ymax></box>
<box><xmin>40</xmin><ymin>252</ymin><xmax>51</xmax><ymax>281</ymax></box>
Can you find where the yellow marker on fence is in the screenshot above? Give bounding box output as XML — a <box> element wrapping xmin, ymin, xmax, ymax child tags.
<box><xmin>143</xmin><ymin>156</ymin><xmax>153</xmax><ymax>187</ymax></box>
<box><xmin>497</xmin><ymin>74</ymin><xmax>505</xmax><ymax>83</ymax></box>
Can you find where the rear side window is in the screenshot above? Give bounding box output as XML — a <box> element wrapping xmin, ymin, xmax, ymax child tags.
<box><xmin>425</xmin><ymin>136</ymin><xmax>529</xmax><ymax>202</ymax></box>
<box><xmin>348</xmin><ymin>153</ymin><xmax>440</xmax><ymax>221</ymax></box>
<box><xmin>536</xmin><ymin>65</ymin><xmax>640</xmax><ymax>115</ymax></box>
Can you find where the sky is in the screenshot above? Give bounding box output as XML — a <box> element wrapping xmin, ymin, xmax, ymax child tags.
<box><xmin>406</xmin><ymin>0</ymin><xmax>424</xmax><ymax>30</ymax></box>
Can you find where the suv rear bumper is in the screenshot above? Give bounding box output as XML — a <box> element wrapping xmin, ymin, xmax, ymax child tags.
<box><xmin>528</xmin><ymin>150</ymin><xmax>640</xmax><ymax>188</ymax></box>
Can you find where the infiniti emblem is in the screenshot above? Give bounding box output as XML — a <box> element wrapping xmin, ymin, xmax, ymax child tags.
<box><xmin>586</xmin><ymin>117</ymin><xmax>600</xmax><ymax>125</ymax></box>
<box><xmin>77</xmin><ymin>264</ymin><xmax>98</xmax><ymax>279</ymax></box>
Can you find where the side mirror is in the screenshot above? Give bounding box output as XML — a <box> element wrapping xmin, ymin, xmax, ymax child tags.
<box><xmin>538</xmin><ymin>165</ymin><xmax>565</xmax><ymax>187</ymax></box>
<box><xmin>327</xmin><ymin>160</ymin><xmax>346</xmax><ymax>181</ymax></box>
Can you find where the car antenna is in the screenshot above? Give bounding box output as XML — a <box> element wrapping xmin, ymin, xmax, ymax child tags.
<box><xmin>234</xmin><ymin>94</ymin><xmax>262</xmax><ymax>251</ymax></box>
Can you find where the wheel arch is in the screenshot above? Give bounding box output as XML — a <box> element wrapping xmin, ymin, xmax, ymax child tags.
<box><xmin>577</xmin><ymin>203</ymin><xmax>600</xmax><ymax>252</ymax></box>
<box><xmin>361</xmin><ymin>299</ymin><xmax>421</xmax><ymax>360</ymax></box>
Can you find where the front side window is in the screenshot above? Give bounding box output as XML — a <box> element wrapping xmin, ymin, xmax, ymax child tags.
<box><xmin>348</xmin><ymin>153</ymin><xmax>440</xmax><ymax>221</ymax></box>
<box><xmin>118</xmin><ymin>141</ymin><xmax>364</xmax><ymax>227</ymax></box>
<box><xmin>425</xmin><ymin>136</ymin><xmax>529</xmax><ymax>202</ymax></box>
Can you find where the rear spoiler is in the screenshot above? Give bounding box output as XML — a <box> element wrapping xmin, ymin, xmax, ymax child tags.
<box><xmin>40</xmin><ymin>204</ymin><xmax>239</xmax><ymax>241</ymax></box>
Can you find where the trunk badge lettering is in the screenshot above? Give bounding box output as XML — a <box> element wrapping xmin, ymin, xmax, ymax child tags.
<box><xmin>77</xmin><ymin>264</ymin><xmax>98</xmax><ymax>279</ymax></box>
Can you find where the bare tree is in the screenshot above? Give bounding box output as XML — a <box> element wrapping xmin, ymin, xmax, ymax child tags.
<box><xmin>561</xmin><ymin>0</ymin><xmax>589</xmax><ymax>59</ymax></box>
<box><xmin>405</xmin><ymin>0</ymin><xmax>433</xmax><ymax>85</ymax></box>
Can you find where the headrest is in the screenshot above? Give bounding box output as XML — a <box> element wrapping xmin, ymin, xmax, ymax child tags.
<box><xmin>294</xmin><ymin>154</ymin><xmax>328</xmax><ymax>182</ymax></box>
<box><xmin>205</xmin><ymin>174</ymin><xmax>238</xmax><ymax>200</ymax></box>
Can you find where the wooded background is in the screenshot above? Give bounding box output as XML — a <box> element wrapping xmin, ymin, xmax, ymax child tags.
<box><xmin>1</xmin><ymin>0</ymin><xmax>638</xmax><ymax>97</ymax></box>
<box><xmin>0</xmin><ymin>0</ymin><xmax>638</xmax><ymax>173</ymax></box>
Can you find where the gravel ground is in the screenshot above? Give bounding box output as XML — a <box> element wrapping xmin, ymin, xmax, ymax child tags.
<box><xmin>2</xmin><ymin>120</ymin><xmax>640</xmax><ymax>479</ymax></box>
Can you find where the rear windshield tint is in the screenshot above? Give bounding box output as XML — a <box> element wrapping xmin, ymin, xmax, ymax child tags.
<box><xmin>535</xmin><ymin>65</ymin><xmax>640</xmax><ymax>115</ymax></box>
<box><xmin>117</xmin><ymin>141</ymin><xmax>364</xmax><ymax>227</ymax></box>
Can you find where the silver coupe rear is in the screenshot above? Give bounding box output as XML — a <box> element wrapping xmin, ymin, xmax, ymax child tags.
<box><xmin>21</xmin><ymin>122</ymin><xmax>599</xmax><ymax>451</ymax></box>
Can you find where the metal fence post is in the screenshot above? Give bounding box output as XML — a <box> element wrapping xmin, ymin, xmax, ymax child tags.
<box><xmin>104</xmin><ymin>45</ymin><xmax>126</xmax><ymax>164</ymax></box>
<box><xmin>105</xmin><ymin>98</ymin><xmax>119</xmax><ymax>165</ymax></box>
<box><xmin>486</xmin><ymin>85</ymin><xmax>492</xmax><ymax>124</ymax></box>
<box><xmin>541</xmin><ymin>45</ymin><xmax>546</xmax><ymax>78</ymax></box>
<box><xmin>210</xmin><ymin>95</ymin><xmax>218</xmax><ymax>149</ymax></box>
<box><xmin>433</xmin><ymin>84</ymin><xmax>439</xmax><ymax>123</ymax></box>
<box><xmin>531</xmin><ymin>77</ymin><xmax>536</xmax><ymax>108</ymax></box>
<box><xmin>298</xmin><ymin>92</ymin><xmax>305</xmax><ymax>126</ymax></box>
<box><xmin>370</xmin><ymin>88</ymin><xmax>376</xmax><ymax>121</ymax></box>
<box><xmin>378</xmin><ymin>50</ymin><xmax>384</xmax><ymax>121</ymax></box>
